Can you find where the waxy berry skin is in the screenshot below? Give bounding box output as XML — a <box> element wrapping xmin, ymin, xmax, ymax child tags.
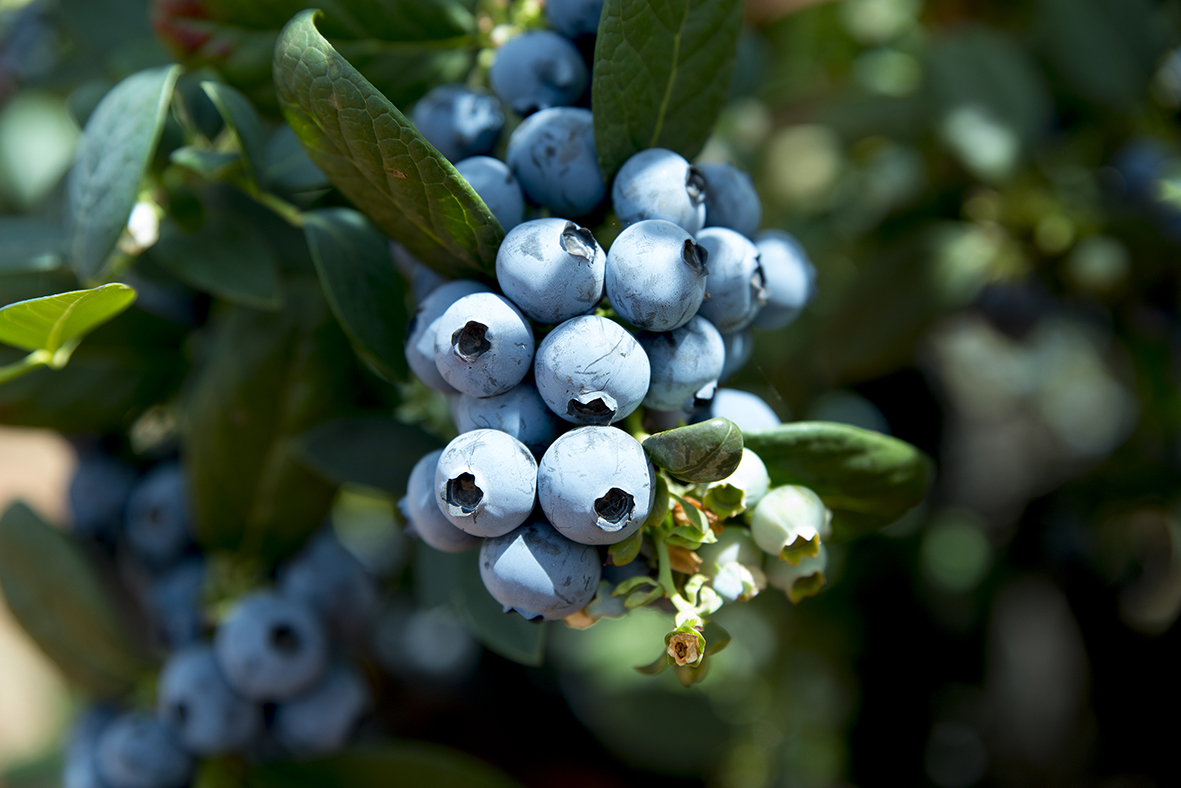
<box><xmin>434</xmin><ymin>429</ymin><xmax>538</xmax><ymax>538</ymax></box>
<box><xmin>479</xmin><ymin>520</ymin><xmax>601</xmax><ymax>620</ymax></box>
<box><xmin>506</xmin><ymin>107</ymin><xmax>606</xmax><ymax>218</ymax></box>
<box><xmin>696</xmin><ymin>227</ymin><xmax>767</xmax><ymax>334</ymax></box>
<box><xmin>496</xmin><ymin>218</ymin><xmax>606</xmax><ymax>325</ymax></box>
<box><xmin>411</xmin><ymin>84</ymin><xmax>503</xmax><ymax>162</ymax></box>
<box><xmin>401</xmin><ymin>449</ymin><xmax>482</xmax><ymax>553</ymax></box>
<box><xmin>611</xmin><ymin>148</ymin><xmax>707</xmax><ymax>234</ymax></box>
<box><xmin>638</xmin><ymin>315</ymin><xmax>726</xmax><ymax>412</ymax></box>
<box><xmin>432</xmin><ymin>292</ymin><xmax>535</xmax><ymax>399</ymax></box>
<box><xmin>213</xmin><ymin>591</ymin><xmax>328</xmax><ymax>702</ymax></box>
<box><xmin>605</xmin><ymin>220</ymin><xmax>709</xmax><ymax>333</ymax></box>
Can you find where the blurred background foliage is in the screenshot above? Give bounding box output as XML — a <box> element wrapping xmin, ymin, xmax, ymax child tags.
<box><xmin>0</xmin><ymin>0</ymin><xmax>1179</xmax><ymax>786</ymax></box>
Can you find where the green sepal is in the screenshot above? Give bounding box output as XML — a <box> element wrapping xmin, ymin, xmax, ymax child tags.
<box><xmin>643</xmin><ymin>418</ymin><xmax>744</xmax><ymax>483</ymax></box>
<box><xmin>635</xmin><ymin>651</ymin><xmax>671</xmax><ymax>676</ymax></box>
<box><xmin>613</xmin><ymin>575</ymin><xmax>660</xmax><ymax>597</ymax></box>
<box><xmin>788</xmin><ymin>572</ymin><xmax>827</xmax><ymax>604</ymax></box>
<box><xmin>702</xmin><ymin>482</ymin><xmax>745</xmax><ymax>520</ymax></box>
<box><xmin>780</xmin><ymin>532</ymin><xmax>822</xmax><ymax>566</ymax></box>
<box><xmin>625</xmin><ymin>586</ymin><xmax>665</xmax><ymax>609</ymax></box>
<box><xmin>607</xmin><ymin>527</ymin><xmax>644</xmax><ymax>567</ymax></box>
<box><xmin>664</xmin><ymin>624</ymin><xmax>706</xmax><ymax>668</ymax></box>
<box><xmin>702</xmin><ymin>621</ymin><xmax>731</xmax><ymax>657</ymax></box>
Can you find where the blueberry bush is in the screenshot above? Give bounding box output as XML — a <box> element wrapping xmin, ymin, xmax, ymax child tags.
<box><xmin>0</xmin><ymin>0</ymin><xmax>1179</xmax><ymax>786</ymax></box>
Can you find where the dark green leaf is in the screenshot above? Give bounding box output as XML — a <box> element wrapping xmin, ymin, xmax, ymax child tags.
<box><xmin>294</xmin><ymin>415</ymin><xmax>441</xmax><ymax>495</ymax></box>
<box><xmin>607</xmin><ymin>526</ymin><xmax>644</xmax><ymax>566</ymax></box>
<box><xmin>273</xmin><ymin>10</ymin><xmax>502</xmax><ymax>278</ymax></box>
<box><xmin>703</xmin><ymin>621</ymin><xmax>730</xmax><ymax>656</ymax></box>
<box><xmin>643</xmin><ymin>418</ymin><xmax>743</xmax><ymax>483</ymax></box>
<box><xmin>744</xmin><ymin>421</ymin><xmax>932</xmax><ymax>538</ymax></box>
<box><xmin>197</xmin><ymin>0</ymin><xmax>474</xmax><ymax>42</ymax></box>
<box><xmin>592</xmin><ymin>0</ymin><xmax>743</xmax><ymax>178</ymax></box>
<box><xmin>185</xmin><ymin>279</ymin><xmax>355</xmax><ymax>560</ymax></box>
<box><xmin>151</xmin><ymin>215</ymin><xmax>284</xmax><ymax>311</ymax></box>
<box><xmin>304</xmin><ymin>208</ymin><xmax>410</xmax><ymax>381</ymax></box>
<box><xmin>170</xmin><ymin>146</ymin><xmax>242</xmax><ymax>179</ymax></box>
<box><xmin>67</xmin><ymin>65</ymin><xmax>182</xmax><ymax>280</ymax></box>
<box><xmin>201</xmin><ymin>81</ymin><xmax>269</xmax><ymax>187</ymax></box>
<box><xmin>239</xmin><ymin>743</ymin><xmax>522</xmax><ymax>788</ymax></box>
<box><xmin>414</xmin><ymin>546</ymin><xmax>547</xmax><ymax>666</ymax></box>
<box><xmin>0</xmin><ymin>502</ymin><xmax>152</xmax><ymax>697</ymax></box>
<box><xmin>635</xmin><ymin>651</ymin><xmax>670</xmax><ymax>675</ymax></box>
<box><xmin>0</xmin><ymin>283</ymin><xmax>136</xmax><ymax>359</ymax></box>
<box><xmin>0</xmin><ymin>219</ymin><xmax>65</xmax><ymax>273</ymax></box>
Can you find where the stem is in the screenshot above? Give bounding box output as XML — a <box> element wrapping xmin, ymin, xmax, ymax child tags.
<box><xmin>655</xmin><ymin>536</ymin><xmax>677</xmax><ymax>599</ymax></box>
<box><xmin>251</xmin><ymin>191</ymin><xmax>306</xmax><ymax>228</ymax></box>
<box><xmin>0</xmin><ymin>350</ymin><xmax>50</xmax><ymax>385</ymax></box>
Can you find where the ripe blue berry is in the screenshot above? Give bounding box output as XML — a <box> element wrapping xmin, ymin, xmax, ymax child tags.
<box><xmin>611</xmin><ymin>148</ymin><xmax>706</xmax><ymax>234</ymax></box>
<box><xmin>719</xmin><ymin>328</ymin><xmax>753</xmax><ymax>383</ymax></box>
<box><xmin>435</xmin><ymin>429</ymin><xmax>538</xmax><ymax>537</ymax></box>
<box><xmin>432</xmin><ymin>292</ymin><xmax>535</xmax><ymax>398</ymax></box>
<box><xmin>125</xmin><ymin>462</ymin><xmax>191</xmax><ymax>569</ymax></box>
<box><xmin>455</xmin><ymin>155</ymin><xmax>525</xmax><ymax>231</ymax></box>
<box><xmin>411</xmin><ymin>84</ymin><xmax>503</xmax><ymax>162</ymax></box>
<box><xmin>454</xmin><ymin>382</ymin><xmax>563</xmax><ymax>456</ymax></box>
<box><xmin>147</xmin><ymin>558</ymin><xmax>205</xmax><ymax>649</ymax></box>
<box><xmin>95</xmin><ymin>713</ymin><xmax>193</xmax><ymax>788</ymax></box>
<box><xmin>63</xmin><ymin>705</ymin><xmax>117</xmax><ymax>788</ymax></box>
<box><xmin>506</xmin><ymin>107</ymin><xmax>605</xmax><ymax>217</ymax></box>
<box><xmin>69</xmin><ymin>451</ymin><xmax>136</xmax><ymax>539</ymax></box>
<box><xmin>489</xmin><ymin>31</ymin><xmax>588</xmax><ymax>115</ymax></box>
<box><xmin>274</xmin><ymin>663</ymin><xmax>370</xmax><ymax>756</ymax></box>
<box><xmin>696</xmin><ymin>227</ymin><xmax>767</xmax><ymax>333</ymax></box>
<box><xmin>752</xmin><ymin>230</ymin><xmax>816</xmax><ymax>330</ymax></box>
<box><xmin>213</xmin><ymin>591</ymin><xmax>328</xmax><ymax>701</ymax></box>
<box><xmin>638</xmin><ymin>315</ymin><xmax>726</xmax><ymax>411</ymax></box>
<box><xmin>156</xmin><ymin>645</ymin><xmax>262</xmax><ymax>755</ymax></box>
<box><xmin>400</xmin><ymin>449</ymin><xmax>482</xmax><ymax>553</ymax></box>
<box><xmin>495</xmin><ymin>218</ymin><xmax>605</xmax><ymax>324</ymax></box>
<box><xmin>546</xmin><ymin>0</ymin><xmax>604</xmax><ymax>39</ymax></box>
<box><xmin>405</xmin><ymin>279</ymin><xmax>492</xmax><ymax>395</ymax></box>
<box><xmin>278</xmin><ymin>530</ymin><xmax>379</xmax><ymax>642</ymax></box>
<box><xmin>537</xmin><ymin>427</ymin><xmax>655</xmax><ymax>545</ymax></box>
<box><xmin>605</xmin><ymin>220</ymin><xmax>709</xmax><ymax>332</ymax></box>
<box><xmin>708</xmin><ymin>388</ymin><xmax>781</xmax><ymax>432</ymax></box>
<box><xmin>479</xmin><ymin>520</ymin><xmax>601</xmax><ymax>620</ymax></box>
<box><xmin>534</xmin><ymin>315</ymin><xmax>650</xmax><ymax>425</ymax></box>
<box><xmin>699</xmin><ymin>162</ymin><xmax>762</xmax><ymax>238</ymax></box>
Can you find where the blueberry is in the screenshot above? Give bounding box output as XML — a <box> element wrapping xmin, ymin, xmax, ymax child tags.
<box><xmin>546</xmin><ymin>0</ymin><xmax>604</xmax><ymax>39</ymax></box>
<box><xmin>533</xmin><ymin>315</ymin><xmax>650</xmax><ymax>425</ymax></box>
<box><xmin>433</xmin><ymin>292</ymin><xmax>535</xmax><ymax>398</ymax></box>
<box><xmin>63</xmin><ymin>705</ymin><xmax>118</xmax><ymax>788</ymax></box>
<box><xmin>495</xmin><ymin>218</ymin><xmax>606</xmax><ymax>324</ymax></box>
<box><xmin>69</xmin><ymin>451</ymin><xmax>136</xmax><ymax>539</ymax></box>
<box><xmin>638</xmin><ymin>315</ymin><xmax>726</xmax><ymax>411</ymax></box>
<box><xmin>125</xmin><ymin>462</ymin><xmax>191</xmax><ymax>570</ymax></box>
<box><xmin>537</xmin><ymin>427</ymin><xmax>655</xmax><ymax>545</ymax></box>
<box><xmin>278</xmin><ymin>530</ymin><xmax>379</xmax><ymax>642</ymax></box>
<box><xmin>274</xmin><ymin>663</ymin><xmax>370</xmax><ymax>756</ymax></box>
<box><xmin>455</xmin><ymin>155</ymin><xmax>525</xmax><ymax>231</ymax></box>
<box><xmin>698</xmin><ymin>161</ymin><xmax>762</xmax><ymax>238</ymax></box>
<box><xmin>611</xmin><ymin>148</ymin><xmax>706</xmax><ymax>234</ymax></box>
<box><xmin>707</xmin><ymin>388</ymin><xmax>781</xmax><ymax>432</ymax></box>
<box><xmin>719</xmin><ymin>328</ymin><xmax>753</xmax><ymax>382</ymax></box>
<box><xmin>410</xmin><ymin>84</ymin><xmax>503</xmax><ymax>162</ymax></box>
<box><xmin>505</xmin><ymin>107</ymin><xmax>605</xmax><ymax>217</ymax></box>
<box><xmin>454</xmin><ymin>382</ymin><xmax>563</xmax><ymax>456</ymax></box>
<box><xmin>434</xmin><ymin>429</ymin><xmax>538</xmax><ymax>537</ymax></box>
<box><xmin>213</xmin><ymin>591</ymin><xmax>328</xmax><ymax>701</ymax></box>
<box><xmin>752</xmin><ymin>230</ymin><xmax>816</xmax><ymax>330</ymax></box>
<box><xmin>489</xmin><ymin>31</ymin><xmax>588</xmax><ymax>116</ymax></box>
<box><xmin>95</xmin><ymin>712</ymin><xmax>193</xmax><ymax>788</ymax></box>
<box><xmin>390</xmin><ymin>241</ymin><xmax>447</xmax><ymax>302</ymax></box>
<box><xmin>147</xmin><ymin>558</ymin><xmax>205</xmax><ymax>649</ymax></box>
<box><xmin>156</xmin><ymin>645</ymin><xmax>262</xmax><ymax>755</ymax></box>
<box><xmin>405</xmin><ymin>279</ymin><xmax>493</xmax><ymax>394</ymax></box>
<box><xmin>479</xmin><ymin>520</ymin><xmax>601</xmax><ymax>620</ymax></box>
<box><xmin>696</xmin><ymin>227</ymin><xmax>766</xmax><ymax>333</ymax></box>
<box><xmin>399</xmin><ymin>449</ymin><xmax>482</xmax><ymax>553</ymax></box>
<box><xmin>605</xmin><ymin>219</ymin><xmax>708</xmax><ymax>332</ymax></box>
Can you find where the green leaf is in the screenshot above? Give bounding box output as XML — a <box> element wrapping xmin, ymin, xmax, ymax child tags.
<box><xmin>185</xmin><ymin>278</ymin><xmax>355</xmax><ymax>560</ymax></box>
<box><xmin>237</xmin><ymin>743</ymin><xmax>522</xmax><ymax>788</ymax></box>
<box><xmin>0</xmin><ymin>502</ymin><xmax>152</xmax><ymax>697</ymax></box>
<box><xmin>264</xmin><ymin>126</ymin><xmax>330</xmax><ymax>192</ymax></box>
<box><xmin>592</xmin><ymin>0</ymin><xmax>743</xmax><ymax>178</ymax></box>
<box><xmin>151</xmin><ymin>215</ymin><xmax>284</xmax><ymax>311</ymax></box>
<box><xmin>67</xmin><ymin>65</ymin><xmax>182</xmax><ymax>280</ymax></box>
<box><xmin>607</xmin><ymin>525</ymin><xmax>644</xmax><ymax>566</ymax></box>
<box><xmin>643</xmin><ymin>418</ymin><xmax>743</xmax><ymax>483</ymax></box>
<box><xmin>201</xmin><ymin>81</ymin><xmax>269</xmax><ymax>187</ymax></box>
<box><xmin>294</xmin><ymin>416</ymin><xmax>441</xmax><ymax>496</ymax></box>
<box><xmin>743</xmin><ymin>421</ymin><xmax>932</xmax><ymax>538</ymax></box>
<box><xmin>170</xmin><ymin>146</ymin><xmax>242</xmax><ymax>179</ymax></box>
<box><xmin>0</xmin><ymin>284</ymin><xmax>136</xmax><ymax>363</ymax></box>
<box><xmin>414</xmin><ymin>546</ymin><xmax>547</xmax><ymax>666</ymax></box>
<box><xmin>304</xmin><ymin>207</ymin><xmax>410</xmax><ymax>382</ymax></box>
<box><xmin>273</xmin><ymin>10</ymin><xmax>502</xmax><ymax>278</ymax></box>
<box><xmin>0</xmin><ymin>219</ymin><xmax>65</xmax><ymax>273</ymax></box>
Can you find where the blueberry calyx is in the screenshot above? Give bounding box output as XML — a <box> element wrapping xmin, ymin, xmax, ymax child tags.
<box><xmin>594</xmin><ymin>488</ymin><xmax>635</xmax><ymax>529</ymax></box>
<box><xmin>686</xmin><ymin>166</ymin><xmax>706</xmax><ymax>206</ymax></box>
<box><xmin>446</xmin><ymin>473</ymin><xmax>484</xmax><ymax>513</ymax></box>
<box><xmin>560</xmin><ymin>222</ymin><xmax>597</xmax><ymax>262</ymax></box>
<box><xmin>566</xmin><ymin>392</ymin><xmax>618</xmax><ymax>424</ymax></box>
<box><xmin>453</xmin><ymin>321</ymin><xmax>492</xmax><ymax>361</ymax></box>
<box><xmin>682</xmin><ymin>240</ymin><xmax>709</xmax><ymax>276</ymax></box>
<box><xmin>694</xmin><ymin>380</ymin><xmax>718</xmax><ymax>408</ymax></box>
<box><xmin>270</xmin><ymin>623</ymin><xmax>301</xmax><ymax>654</ymax></box>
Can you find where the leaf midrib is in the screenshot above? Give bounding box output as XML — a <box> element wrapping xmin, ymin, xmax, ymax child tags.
<box><xmin>648</xmin><ymin>1</ymin><xmax>693</xmax><ymax>149</ymax></box>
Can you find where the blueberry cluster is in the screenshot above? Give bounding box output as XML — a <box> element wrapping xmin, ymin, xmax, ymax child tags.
<box><xmin>62</xmin><ymin>447</ymin><xmax>377</xmax><ymax>788</ymax></box>
<box><xmin>395</xmin><ymin>0</ymin><xmax>824</xmax><ymax>636</ymax></box>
